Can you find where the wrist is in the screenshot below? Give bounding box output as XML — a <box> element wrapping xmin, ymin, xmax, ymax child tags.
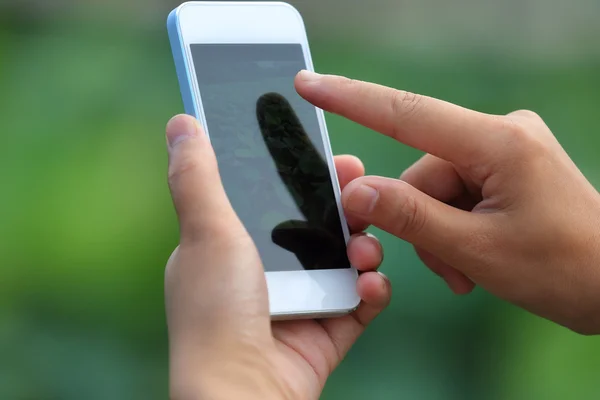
<box><xmin>172</xmin><ymin>376</ymin><xmax>287</xmax><ymax>400</ymax></box>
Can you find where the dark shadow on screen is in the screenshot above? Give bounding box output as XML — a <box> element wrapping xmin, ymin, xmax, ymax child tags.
<box><xmin>256</xmin><ymin>92</ymin><xmax>350</xmax><ymax>270</ymax></box>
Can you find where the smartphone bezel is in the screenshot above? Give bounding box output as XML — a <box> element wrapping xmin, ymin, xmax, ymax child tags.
<box><xmin>168</xmin><ymin>1</ymin><xmax>360</xmax><ymax>318</ymax></box>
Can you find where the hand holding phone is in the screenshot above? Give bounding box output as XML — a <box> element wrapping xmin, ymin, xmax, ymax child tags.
<box><xmin>164</xmin><ymin>114</ymin><xmax>390</xmax><ymax>400</ymax></box>
<box><xmin>168</xmin><ymin>1</ymin><xmax>364</xmax><ymax>317</ymax></box>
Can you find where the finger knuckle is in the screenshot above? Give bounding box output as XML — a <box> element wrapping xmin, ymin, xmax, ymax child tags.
<box><xmin>510</xmin><ymin>109</ymin><xmax>543</xmax><ymax>122</ymax></box>
<box><xmin>390</xmin><ymin>90</ymin><xmax>423</xmax><ymax>130</ymax></box>
<box><xmin>392</xmin><ymin>188</ymin><xmax>427</xmax><ymax>238</ymax></box>
<box><xmin>502</xmin><ymin>117</ymin><xmax>548</xmax><ymax>158</ymax></box>
<box><xmin>504</xmin><ymin>117</ymin><xmax>528</xmax><ymax>139</ymax></box>
<box><xmin>167</xmin><ymin>155</ymin><xmax>201</xmax><ymax>187</ymax></box>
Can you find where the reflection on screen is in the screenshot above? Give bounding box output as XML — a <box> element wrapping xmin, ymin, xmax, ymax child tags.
<box><xmin>190</xmin><ymin>44</ymin><xmax>350</xmax><ymax>272</ymax></box>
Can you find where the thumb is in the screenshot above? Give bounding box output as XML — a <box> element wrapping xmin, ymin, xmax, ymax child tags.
<box><xmin>341</xmin><ymin>176</ymin><xmax>491</xmax><ymax>272</ymax></box>
<box><xmin>166</xmin><ymin>114</ymin><xmax>242</xmax><ymax>244</ymax></box>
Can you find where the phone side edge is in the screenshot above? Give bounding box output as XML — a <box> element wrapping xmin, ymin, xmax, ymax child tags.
<box><xmin>270</xmin><ymin>305</ymin><xmax>359</xmax><ymax>321</ymax></box>
<box><xmin>167</xmin><ymin>6</ymin><xmax>199</xmax><ymax>118</ymax></box>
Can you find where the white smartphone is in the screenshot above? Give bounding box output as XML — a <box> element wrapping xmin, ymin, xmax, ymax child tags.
<box><xmin>167</xmin><ymin>1</ymin><xmax>360</xmax><ymax>319</ymax></box>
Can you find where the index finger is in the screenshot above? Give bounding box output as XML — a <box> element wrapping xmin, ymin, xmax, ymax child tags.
<box><xmin>295</xmin><ymin>71</ymin><xmax>503</xmax><ymax>166</ymax></box>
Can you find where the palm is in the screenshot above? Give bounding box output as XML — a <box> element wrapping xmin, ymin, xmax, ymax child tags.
<box><xmin>271</xmin><ymin>311</ymin><xmax>375</xmax><ymax>400</ymax></box>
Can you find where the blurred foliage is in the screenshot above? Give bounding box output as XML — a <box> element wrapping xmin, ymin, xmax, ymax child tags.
<box><xmin>1</xmin><ymin>3</ymin><xmax>600</xmax><ymax>400</ymax></box>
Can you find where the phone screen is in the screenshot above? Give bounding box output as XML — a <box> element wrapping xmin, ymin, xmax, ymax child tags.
<box><xmin>190</xmin><ymin>43</ymin><xmax>351</xmax><ymax>272</ymax></box>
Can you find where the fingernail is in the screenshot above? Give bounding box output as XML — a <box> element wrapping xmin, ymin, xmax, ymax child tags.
<box><xmin>166</xmin><ymin>115</ymin><xmax>199</xmax><ymax>147</ymax></box>
<box><xmin>377</xmin><ymin>271</ymin><xmax>390</xmax><ymax>290</ymax></box>
<box><xmin>297</xmin><ymin>70</ymin><xmax>322</xmax><ymax>82</ymax></box>
<box><xmin>362</xmin><ymin>232</ymin><xmax>384</xmax><ymax>261</ymax></box>
<box><xmin>345</xmin><ymin>184</ymin><xmax>379</xmax><ymax>215</ymax></box>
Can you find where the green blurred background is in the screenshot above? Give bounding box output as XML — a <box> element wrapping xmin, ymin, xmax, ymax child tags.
<box><xmin>1</xmin><ymin>0</ymin><xmax>600</xmax><ymax>398</ymax></box>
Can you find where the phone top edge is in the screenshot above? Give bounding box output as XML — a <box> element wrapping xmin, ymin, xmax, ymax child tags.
<box><xmin>174</xmin><ymin>1</ymin><xmax>303</xmax><ymax>27</ymax></box>
<box><xmin>174</xmin><ymin>1</ymin><xmax>296</xmax><ymax>8</ymax></box>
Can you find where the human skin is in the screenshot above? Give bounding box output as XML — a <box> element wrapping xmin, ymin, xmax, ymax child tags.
<box><xmin>295</xmin><ymin>70</ymin><xmax>600</xmax><ymax>336</ymax></box>
<box><xmin>165</xmin><ymin>115</ymin><xmax>390</xmax><ymax>400</ymax></box>
<box><xmin>165</xmin><ymin>69</ymin><xmax>600</xmax><ymax>400</ymax></box>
